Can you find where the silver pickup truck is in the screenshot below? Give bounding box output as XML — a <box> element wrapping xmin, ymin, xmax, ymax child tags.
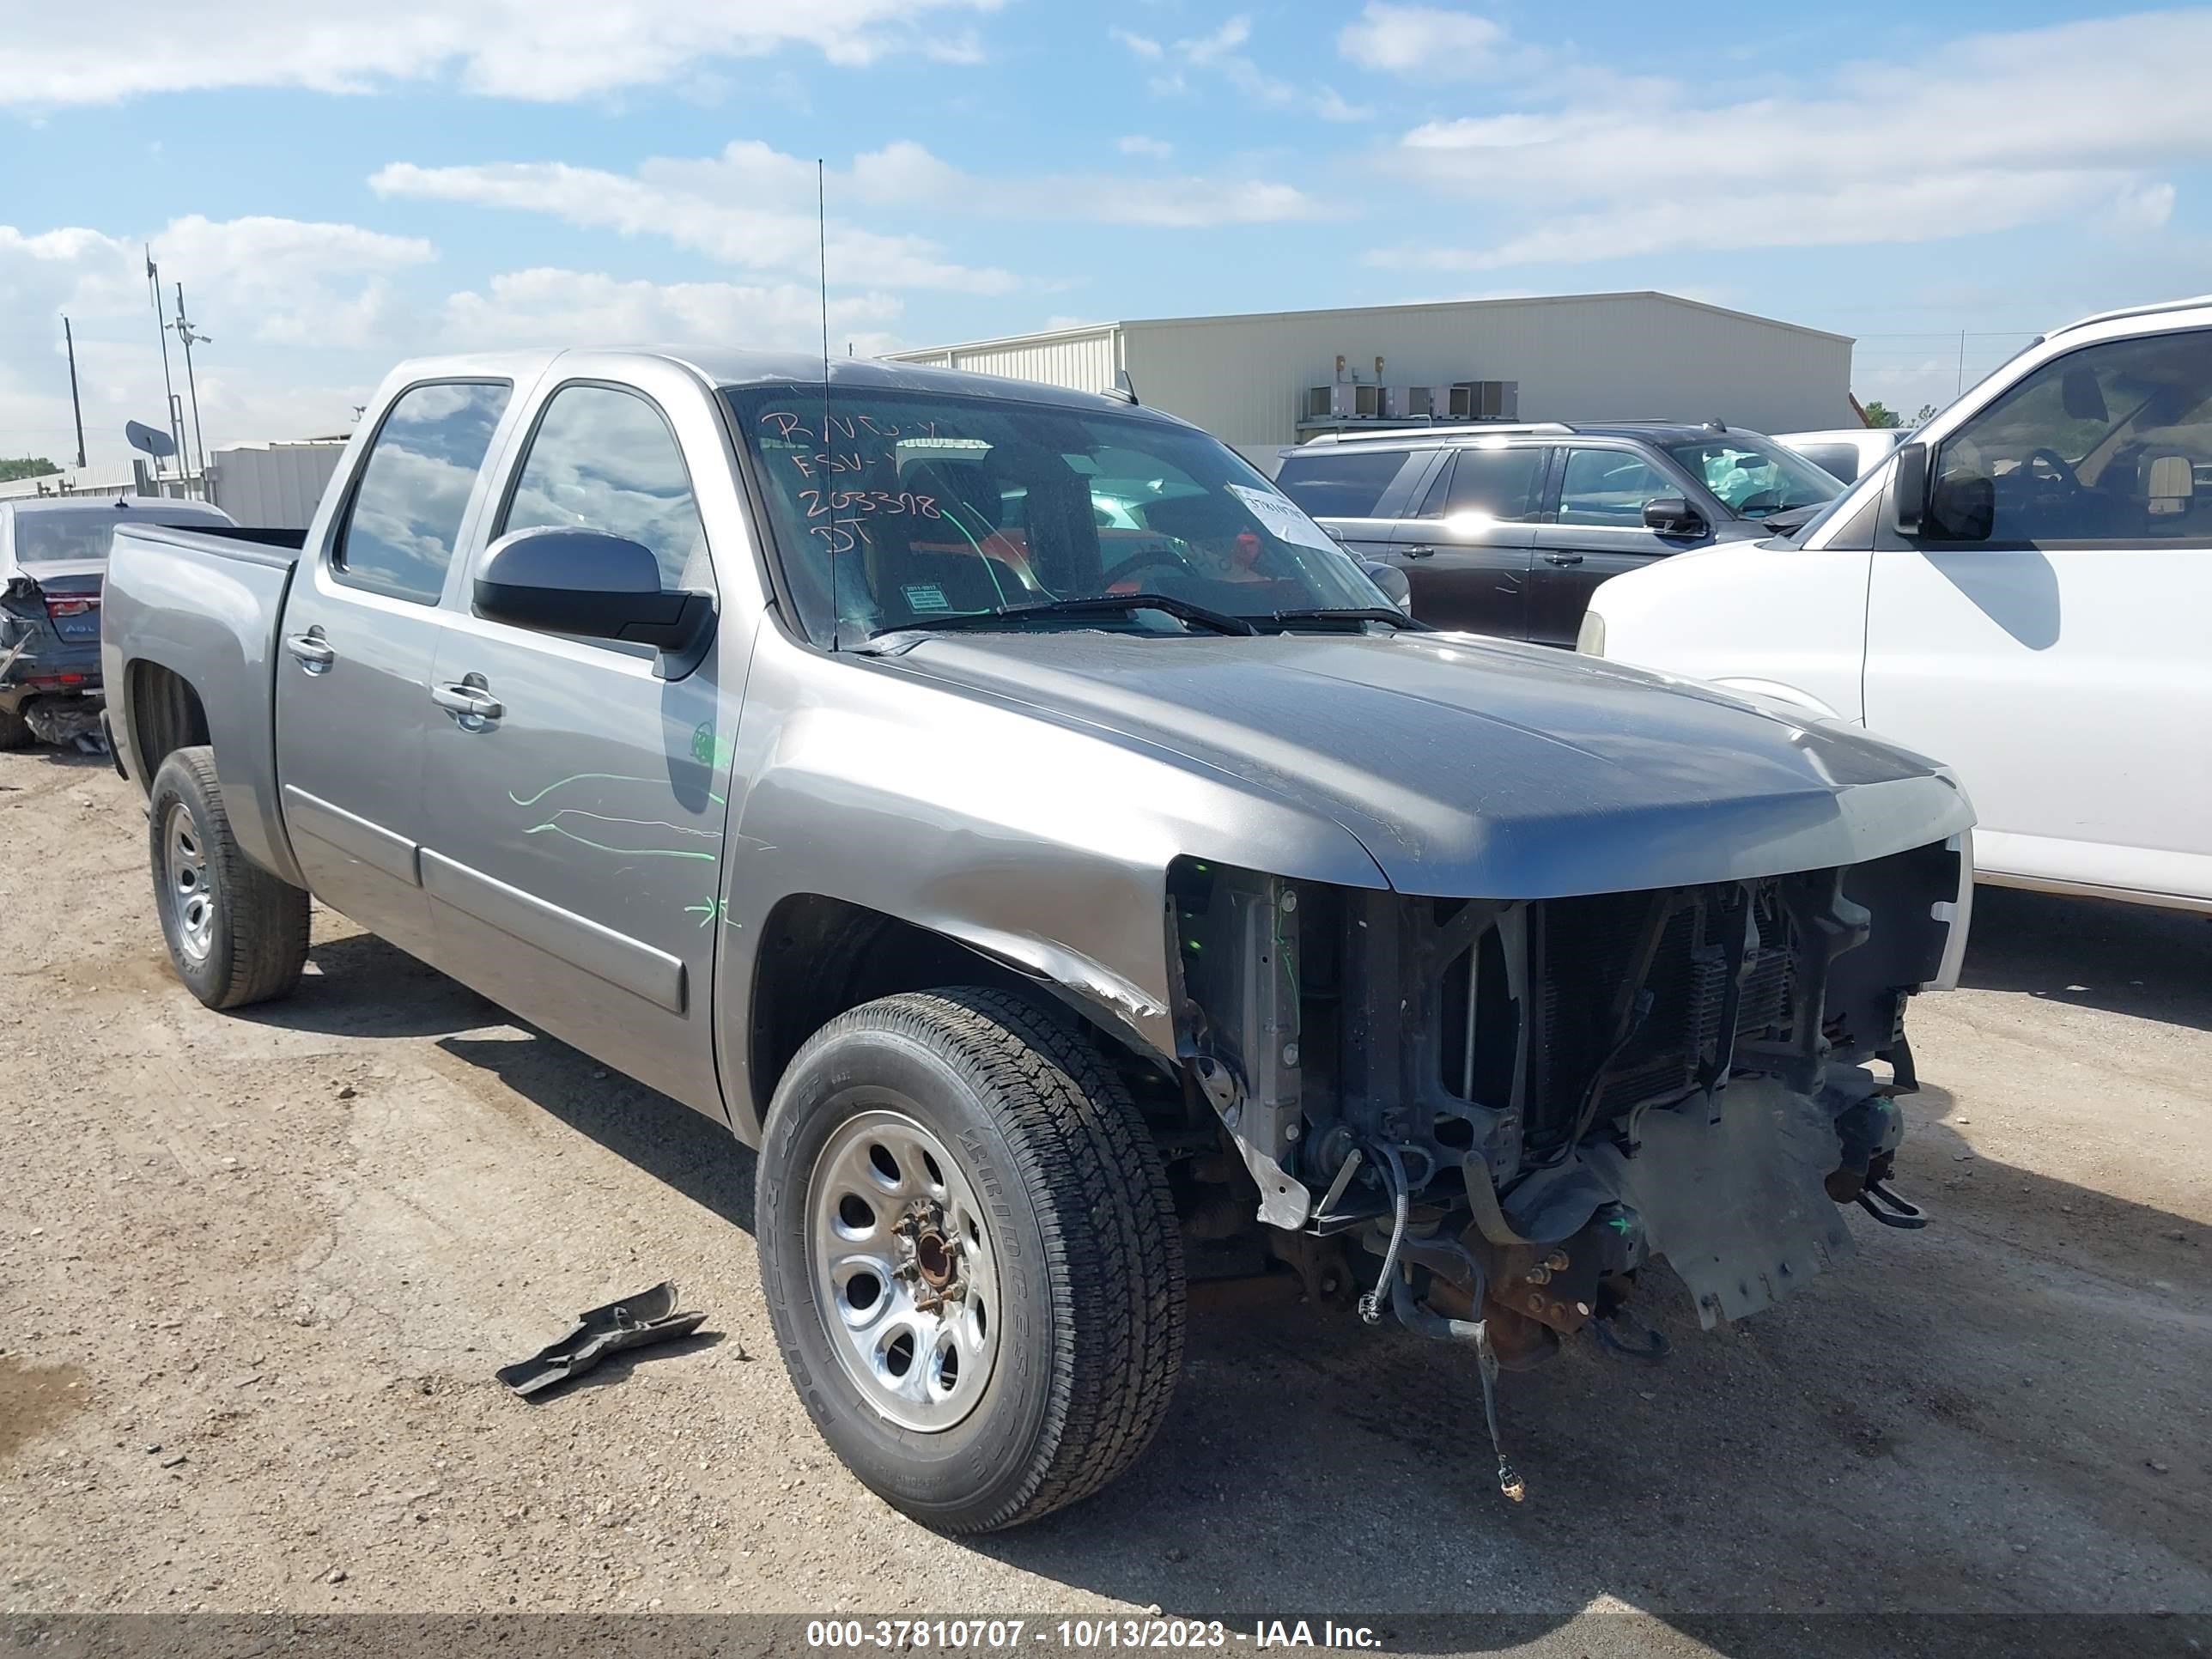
<box><xmin>102</xmin><ymin>348</ymin><xmax>1974</xmax><ymax>1530</ymax></box>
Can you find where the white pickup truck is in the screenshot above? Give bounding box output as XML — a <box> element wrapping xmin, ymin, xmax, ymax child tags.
<box><xmin>1581</xmin><ymin>295</ymin><xmax>2212</xmax><ymax>915</ymax></box>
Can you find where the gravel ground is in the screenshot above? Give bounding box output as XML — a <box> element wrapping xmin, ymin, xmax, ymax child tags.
<box><xmin>1</xmin><ymin>744</ymin><xmax>2208</xmax><ymax>1656</ymax></box>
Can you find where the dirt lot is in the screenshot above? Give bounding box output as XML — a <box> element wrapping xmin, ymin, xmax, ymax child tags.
<box><xmin>2</xmin><ymin>743</ymin><xmax>2208</xmax><ymax>1652</ymax></box>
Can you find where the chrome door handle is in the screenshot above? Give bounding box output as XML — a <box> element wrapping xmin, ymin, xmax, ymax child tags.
<box><xmin>1401</xmin><ymin>545</ymin><xmax>1437</xmax><ymax>558</ymax></box>
<box><xmin>431</xmin><ymin>683</ymin><xmax>504</xmax><ymax>723</ymax></box>
<box><xmin>284</xmin><ymin>632</ymin><xmax>336</xmax><ymax>672</ymax></box>
<box><xmin>1542</xmin><ymin>552</ymin><xmax>1585</xmax><ymax>567</ymax></box>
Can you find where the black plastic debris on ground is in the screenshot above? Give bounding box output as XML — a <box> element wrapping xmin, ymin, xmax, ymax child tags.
<box><xmin>496</xmin><ymin>1282</ymin><xmax>706</xmax><ymax>1398</ymax></box>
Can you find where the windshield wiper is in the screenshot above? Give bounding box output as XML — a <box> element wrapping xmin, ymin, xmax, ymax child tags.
<box><xmin>871</xmin><ymin>593</ymin><xmax>1258</xmax><ymax>640</ymax></box>
<box><xmin>1759</xmin><ymin>504</ymin><xmax>1823</xmax><ymax>532</ymax></box>
<box><xmin>1260</xmin><ymin>606</ymin><xmax>1431</xmax><ymax>631</ymax></box>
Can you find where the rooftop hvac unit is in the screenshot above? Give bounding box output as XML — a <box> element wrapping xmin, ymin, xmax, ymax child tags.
<box><xmin>1382</xmin><ymin>386</ymin><xmax>1437</xmax><ymax>419</ymax></box>
<box><xmin>1304</xmin><ymin>383</ymin><xmax>1386</xmax><ymax>420</ymax></box>
<box><xmin>1447</xmin><ymin>380</ymin><xmax>1520</xmax><ymax>421</ymax></box>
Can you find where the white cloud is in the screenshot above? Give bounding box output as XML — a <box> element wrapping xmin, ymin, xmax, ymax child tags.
<box><xmin>1127</xmin><ymin>9</ymin><xmax>1360</xmax><ymax>117</ymax></box>
<box><xmin>441</xmin><ymin>269</ymin><xmax>904</xmax><ymax>356</ymax></box>
<box><xmin>1370</xmin><ymin>9</ymin><xmax>2209</xmax><ymax>267</ymax></box>
<box><xmin>372</xmin><ymin>150</ymin><xmax>1020</xmax><ymax>294</ymax></box>
<box><xmin>1118</xmin><ymin>135</ymin><xmax>1175</xmax><ymax>161</ymax></box>
<box><xmin>375</xmin><ymin>141</ymin><xmax>1320</xmax><ymax>282</ymax></box>
<box><xmin>2106</xmin><ymin>181</ymin><xmax>2178</xmax><ymax>233</ymax></box>
<box><xmin>0</xmin><ymin>217</ymin><xmax>404</xmax><ymax>466</ymax></box>
<box><xmin>847</xmin><ymin>140</ymin><xmax>1320</xmax><ymax>228</ymax></box>
<box><xmin>1339</xmin><ymin>3</ymin><xmax>1509</xmax><ymax>78</ymax></box>
<box><xmin>0</xmin><ymin>0</ymin><xmax>1006</xmax><ymax>105</ymax></box>
<box><xmin>1315</xmin><ymin>86</ymin><xmax>1374</xmax><ymax>123</ymax></box>
<box><xmin>0</xmin><ymin>215</ymin><xmax>431</xmax><ymax>460</ymax></box>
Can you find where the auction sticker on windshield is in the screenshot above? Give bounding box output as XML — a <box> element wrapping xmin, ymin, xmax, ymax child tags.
<box><xmin>1227</xmin><ymin>484</ymin><xmax>1337</xmax><ymax>552</ymax></box>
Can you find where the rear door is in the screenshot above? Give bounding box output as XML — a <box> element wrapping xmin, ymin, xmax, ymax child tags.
<box><xmin>1864</xmin><ymin>325</ymin><xmax>2212</xmax><ymax>902</ymax></box>
<box><xmin>416</xmin><ymin>368</ymin><xmax>747</xmax><ymax>1115</ymax></box>
<box><xmin>273</xmin><ymin>379</ymin><xmax>516</xmax><ymax>958</ymax></box>
<box><xmin>1527</xmin><ymin>445</ymin><xmax>1706</xmax><ymax>647</ymax></box>
<box><xmin>1271</xmin><ymin>444</ymin><xmax>1430</xmax><ymax>557</ymax></box>
<box><xmin>1387</xmin><ymin>442</ymin><xmax>1547</xmax><ymax>636</ymax></box>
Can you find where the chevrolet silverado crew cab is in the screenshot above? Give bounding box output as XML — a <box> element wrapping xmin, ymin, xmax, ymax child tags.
<box><xmin>1581</xmin><ymin>295</ymin><xmax>2212</xmax><ymax>915</ymax></box>
<box><xmin>104</xmin><ymin>349</ymin><xmax>1972</xmax><ymax>1530</ymax></box>
<box><xmin>1273</xmin><ymin>422</ymin><xmax>1844</xmax><ymax>643</ymax></box>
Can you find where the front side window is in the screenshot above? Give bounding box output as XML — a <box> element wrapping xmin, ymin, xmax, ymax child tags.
<box><xmin>501</xmin><ymin>385</ymin><xmax>710</xmax><ymax>592</ymax></box>
<box><xmin>335</xmin><ymin>381</ymin><xmax>510</xmax><ymax>603</ymax></box>
<box><xmin>726</xmin><ymin>387</ymin><xmax>1387</xmax><ymax>642</ymax></box>
<box><xmin>1417</xmin><ymin>446</ymin><xmax>1545</xmax><ymax>521</ymax></box>
<box><xmin>1272</xmin><ymin>447</ymin><xmax>1415</xmax><ymax>518</ymax></box>
<box><xmin>1926</xmin><ymin>328</ymin><xmax>2212</xmax><ymax>544</ymax></box>
<box><xmin>1557</xmin><ymin>449</ymin><xmax>1674</xmax><ymax>526</ymax></box>
<box><xmin>1661</xmin><ymin>437</ymin><xmax>1840</xmax><ymax>519</ymax></box>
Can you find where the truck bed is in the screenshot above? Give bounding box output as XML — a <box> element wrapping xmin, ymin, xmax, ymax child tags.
<box><xmin>100</xmin><ymin>522</ymin><xmax>311</xmax><ymax>887</ymax></box>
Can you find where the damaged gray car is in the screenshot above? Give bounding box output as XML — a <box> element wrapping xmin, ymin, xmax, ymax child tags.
<box><xmin>99</xmin><ymin>349</ymin><xmax>1973</xmax><ymax>1532</ymax></box>
<box><xmin>0</xmin><ymin>495</ymin><xmax>234</xmax><ymax>750</ymax></box>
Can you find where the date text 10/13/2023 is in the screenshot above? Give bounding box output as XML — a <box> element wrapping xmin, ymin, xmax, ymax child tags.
<box><xmin>802</xmin><ymin>1618</ymin><xmax>1385</xmax><ymax>1650</ymax></box>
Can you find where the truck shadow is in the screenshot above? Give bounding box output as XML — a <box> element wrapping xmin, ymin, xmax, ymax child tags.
<box><xmin>1959</xmin><ymin>885</ymin><xmax>2211</xmax><ymax>1032</ymax></box>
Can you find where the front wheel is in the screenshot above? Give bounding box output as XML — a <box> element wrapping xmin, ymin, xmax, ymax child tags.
<box><xmin>757</xmin><ymin>988</ymin><xmax>1185</xmax><ymax>1533</ymax></box>
<box><xmin>148</xmin><ymin>746</ymin><xmax>310</xmax><ymax>1009</ymax></box>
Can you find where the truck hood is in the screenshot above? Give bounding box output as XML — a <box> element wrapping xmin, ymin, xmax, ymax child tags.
<box><xmin>891</xmin><ymin>629</ymin><xmax>1972</xmax><ymax>898</ymax></box>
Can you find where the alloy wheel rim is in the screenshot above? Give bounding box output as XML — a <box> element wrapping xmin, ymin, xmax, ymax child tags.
<box><xmin>805</xmin><ymin>1106</ymin><xmax>1002</xmax><ymax>1432</ymax></box>
<box><xmin>164</xmin><ymin>802</ymin><xmax>214</xmax><ymax>963</ymax></box>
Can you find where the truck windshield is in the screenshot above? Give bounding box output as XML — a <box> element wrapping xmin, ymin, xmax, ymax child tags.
<box><xmin>1661</xmin><ymin>437</ymin><xmax>1843</xmax><ymax>519</ymax></box>
<box><xmin>724</xmin><ymin>386</ymin><xmax>1388</xmax><ymax>643</ymax></box>
<box><xmin>14</xmin><ymin>505</ymin><xmax>227</xmax><ymax>568</ymax></box>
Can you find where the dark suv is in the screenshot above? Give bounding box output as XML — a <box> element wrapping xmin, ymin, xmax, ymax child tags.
<box><xmin>1273</xmin><ymin>421</ymin><xmax>1844</xmax><ymax>645</ymax></box>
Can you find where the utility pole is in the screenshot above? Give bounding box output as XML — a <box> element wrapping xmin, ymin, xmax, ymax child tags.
<box><xmin>1956</xmin><ymin>329</ymin><xmax>1966</xmax><ymax>398</ymax></box>
<box><xmin>62</xmin><ymin>316</ymin><xmax>87</xmax><ymax>470</ymax></box>
<box><xmin>146</xmin><ymin>246</ymin><xmax>185</xmax><ymax>467</ymax></box>
<box><xmin>172</xmin><ymin>282</ymin><xmax>210</xmax><ymax>478</ymax></box>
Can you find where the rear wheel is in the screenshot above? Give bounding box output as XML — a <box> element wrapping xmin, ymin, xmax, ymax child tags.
<box><xmin>148</xmin><ymin>746</ymin><xmax>310</xmax><ymax>1009</ymax></box>
<box><xmin>757</xmin><ymin>988</ymin><xmax>1184</xmax><ymax>1533</ymax></box>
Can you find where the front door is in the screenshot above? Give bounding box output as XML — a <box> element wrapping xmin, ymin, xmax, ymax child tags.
<box><xmin>418</xmin><ymin>377</ymin><xmax>739</xmax><ymax>1113</ymax></box>
<box><xmin>272</xmin><ymin>379</ymin><xmax>515</xmax><ymax>959</ymax></box>
<box><xmin>1527</xmin><ymin>445</ymin><xmax>1706</xmax><ymax>647</ymax></box>
<box><xmin>1864</xmin><ymin>325</ymin><xmax>2212</xmax><ymax>902</ymax></box>
<box><xmin>1388</xmin><ymin>443</ymin><xmax>1546</xmax><ymax>636</ymax></box>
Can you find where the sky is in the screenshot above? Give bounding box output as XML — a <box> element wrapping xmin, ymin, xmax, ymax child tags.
<box><xmin>3</xmin><ymin>0</ymin><xmax>2208</xmax><ymax>470</ymax></box>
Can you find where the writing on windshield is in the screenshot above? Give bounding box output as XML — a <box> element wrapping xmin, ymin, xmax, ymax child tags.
<box><xmin>728</xmin><ymin>386</ymin><xmax>1382</xmax><ymax>643</ymax></box>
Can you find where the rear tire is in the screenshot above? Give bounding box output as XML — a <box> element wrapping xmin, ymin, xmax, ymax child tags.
<box><xmin>757</xmin><ymin>988</ymin><xmax>1185</xmax><ymax>1533</ymax></box>
<box><xmin>0</xmin><ymin>705</ymin><xmax>32</xmax><ymax>750</ymax></box>
<box><xmin>148</xmin><ymin>745</ymin><xmax>310</xmax><ymax>1009</ymax></box>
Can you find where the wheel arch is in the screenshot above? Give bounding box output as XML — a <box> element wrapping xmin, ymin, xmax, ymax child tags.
<box><xmin>738</xmin><ymin>892</ymin><xmax>1169</xmax><ymax>1146</ymax></box>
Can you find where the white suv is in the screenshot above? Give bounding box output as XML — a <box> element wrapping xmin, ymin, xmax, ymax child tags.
<box><xmin>1580</xmin><ymin>295</ymin><xmax>2212</xmax><ymax>915</ymax></box>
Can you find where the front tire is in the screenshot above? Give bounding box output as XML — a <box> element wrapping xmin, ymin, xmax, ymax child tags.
<box><xmin>757</xmin><ymin>988</ymin><xmax>1185</xmax><ymax>1533</ymax></box>
<box><xmin>148</xmin><ymin>746</ymin><xmax>310</xmax><ymax>1009</ymax></box>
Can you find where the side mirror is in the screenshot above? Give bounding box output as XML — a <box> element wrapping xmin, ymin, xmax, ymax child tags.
<box><xmin>1358</xmin><ymin>558</ymin><xmax>1413</xmax><ymax>612</ymax></box>
<box><xmin>1892</xmin><ymin>441</ymin><xmax>1930</xmax><ymax>533</ymax></box>
<box><xmin>1642</xmin><ymin>497</ymin><xmax>1703</xmax><ymax>534</ymax></box>
<box><xmin>474</xmin><ymin>526</ymin><xmax>710</xmax><ymax>652</ymax></box>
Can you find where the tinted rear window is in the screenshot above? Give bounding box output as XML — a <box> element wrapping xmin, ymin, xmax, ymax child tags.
<box><xmin>13</xmin><ymin>505</ymin><xmax>228</xmax><ymax>567</ymax></box>
<box><xmin>334</xmin><ymin>380</ymin><xmax>511</xmax><ymax>603</ymax></box>
<box><xmin>1795</xmin><ymin>442</ymin><xmax>1862</xmax><ymax>483</ymax></box>
<box><xmin>1273</xmin><ymin>447</ymin><xmax>1413</xmax><ymax>518</ymax></box>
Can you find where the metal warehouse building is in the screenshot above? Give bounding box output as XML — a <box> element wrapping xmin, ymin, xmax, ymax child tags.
<box><xmin>886</xmin><ymin>291</ymin><xmax>1855</xmax><ymax>471</ymax></box>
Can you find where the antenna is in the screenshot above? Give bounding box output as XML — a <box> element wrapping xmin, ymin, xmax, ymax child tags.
<box><xmin>62</xmin><ymin>317</ymin><xmax>87</xmax><ymax>469</ymax></box>
<box><xmin>146</xmin><ymin>246</ymin><xmax>185</xmax><ymax>469</ymax></box>
<box><xmin>819</xmin><ymin>156</ymin><xmax>840</xmax><ymax>653</ymax></box>
<box><xmin>171</xmin><ymin>282</ymin><xmax>210</xmax><ymax>480</ymax></box>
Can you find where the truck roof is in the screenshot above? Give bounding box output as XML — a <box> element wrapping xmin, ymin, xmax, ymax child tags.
<box><xmin>377</xmin><ymin>346</ymin><xmax>1171</xmax><ymax>421</ymax></box>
